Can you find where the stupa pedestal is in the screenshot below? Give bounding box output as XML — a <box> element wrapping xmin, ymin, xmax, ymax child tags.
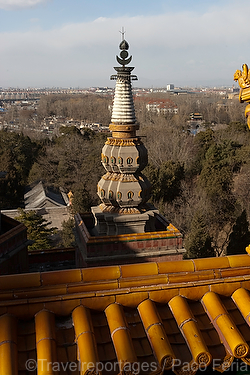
<box><xmin>91</xmin><ymin>205</ymin><xmax>159</xmax><ymax>236</ymax></box>
<box><xmin>75</xmin><ymin>211</ymin><xmax>185</xmax><ymax>267</ymax></box>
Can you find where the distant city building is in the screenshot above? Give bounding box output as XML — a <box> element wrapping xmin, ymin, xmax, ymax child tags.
<box><xmin>146</xmin><ymin>99</ymin><xmax>178</xmax><ymax>114</ymax></box>
<box><xmin>188</xmin><ymin>112</ymin><xmax>205</xmax><ymax>135</ymax></box>
<box><xmin>189</xmin><ymin>112</ymin><xmax>203</xmax><ymax>121</ymax></box>
<box><xmin>167</xmin><ymin>84</ymin><xmax>174</xmax><ymax>91</ymax></box>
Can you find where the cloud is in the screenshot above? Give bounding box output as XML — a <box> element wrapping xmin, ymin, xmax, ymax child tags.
<box><xmin>1</xmin><ymin>1</ymin><xmax>250</xmax><ymax>87</ymax></box>
<box><xmin>0</xmin><ymin>0</ymin><xmax>49</xmax><ymax>10</ymax></box>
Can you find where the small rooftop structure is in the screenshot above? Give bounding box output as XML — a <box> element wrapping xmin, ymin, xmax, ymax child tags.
<box><xmin>3</xmin><ymin>181</ymin><xmax>71</xmax><ymax>231</ymax></box>
<box><xmin>24</xmin><ymin>180</ymin><xmax>68</xmax><ymax>209</ymax></box>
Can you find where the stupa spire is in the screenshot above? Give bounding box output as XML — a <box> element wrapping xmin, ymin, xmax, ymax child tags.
<box><xmin>119</xmin><ymin>26</ymin><xmax>125</xmax><ymax>41</ymax></box>
<box><xmin>110</xmin><ymin>36</ymin><xmax>137</xmax><ymax>130</ymax></box>
<box><xmin>84</xmin><ymin>34</ymin><xmax>183</xmax><ymax>252</ymax></box>
<box><xmin>96</xmin><ymin>36</ymin><xmax>151</xmax><ymax>215</ymax></box>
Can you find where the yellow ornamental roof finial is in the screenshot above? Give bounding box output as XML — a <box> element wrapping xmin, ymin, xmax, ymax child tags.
<box><xmin>67</xmin><ymin>191</ymin><xmax>73</xmax><ymax>206</ymax></box>
<box><xmin>245</xmin><ymin>244</ymin><xmax>250</xmax><ymax>254</ymax></box>
<box><xmin>234</xmin><ymin>64</ymin><xmax>250</xmax><ymax>89</ymax></box>
<box><xmin>234</xmin><ymin>63</ymin><xmax>250</xmax><ymax>130</ymax></box>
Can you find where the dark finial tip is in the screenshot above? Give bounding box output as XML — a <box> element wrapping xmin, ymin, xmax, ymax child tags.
<box><xmin>119</xmin><ymin>40</ymin><xmax>129</xmax><ymax>50</ymax></box>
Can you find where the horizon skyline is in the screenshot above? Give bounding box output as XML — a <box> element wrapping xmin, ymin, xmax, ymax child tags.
<box><xmin>1</xmin><ymin>0</ymin><xmax>250</xmax><ymax>88</ymax></box>
<box><xmin>0</xmin><ymin>83</ymin><xmax>237</xmax><ymax>90</ymax></box>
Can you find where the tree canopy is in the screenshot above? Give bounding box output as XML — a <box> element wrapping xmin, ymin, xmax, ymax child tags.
<box><xmin>2</xmin><ymin>92</ymin><xmax>250</xmax><ymax>256</ymax></box>
<box><xmin>14</xmin><ymin>208</ymin><xmax>57</xmax><ymax>250</ymax></box>
<box><xmin>184</xmin><ymin>210</ymin><xmax>215</xmax><ymax>259</ymax></box>
<box><xmin>0</xmin><ymin>130</ymin><xmax>40</xmax><ymax>208</ymax></box>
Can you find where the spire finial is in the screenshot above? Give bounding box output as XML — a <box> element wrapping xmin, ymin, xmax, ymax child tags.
<box><xmin>116</xmin><ymin>29</ymin><xmax>131</xmax><ymax>66</ymax></box>
<box><xmin>119</xmin><ymin>27</ymin><xmax>125</xmax><ymax>41</ymax></box>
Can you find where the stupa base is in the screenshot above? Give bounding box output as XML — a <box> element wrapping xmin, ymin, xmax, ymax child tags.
<box><xmin>74</xmin><ymin>210</ymin><xmax>185</xmax><ymax>267</ymax></box>
<box><xmin>91</xmin><ymin>204</ymin><xmax>159</xmax><ymax>236</ymax></box>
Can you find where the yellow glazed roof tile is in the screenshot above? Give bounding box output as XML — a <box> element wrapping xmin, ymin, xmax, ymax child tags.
<box><xmin>81</xmin><ymin>295</ymin><xmax>116</xmax><ymax>311</ymax></box>
<box><xmin>210</xmin><ymin>280</ymin><xmax>243</xmax><ymax>296</ymax></box>
<box><xmin>115</xmin><ymin>291</ymin><xmax>149</xmax><ymax>308</ymax></box>
<box><xmin>138</xmin><ymin>299</ymin><xmax>175</xmax><ymax>369</ymax></box>
<box><xmin>179</xmin><ymin>284</ymin><xmax>210</xmax><ymax>301</ymax></box>
<box><xmin>105</xmin><ymin>303</ymin><xmax>138</xmax><ymax>373</ymax></box>
<box><xmin>119</xmin><ymin>275</ymin><xmax>167</xmax><ymax>289</ymax></box>
<box><xmin>220</xmin><ymin>266</ymin><xmax>250</xmax><ymax>278</ymax></box>
<box><xmin>227</xmin><ymin>254</ymin><xmax>250</xmax><ymax>268</ymax></box>
<box><xmin>41</xmin><ymin>269</ymin><xmax>82</xmax><ymax>286</ymax></box>
<box><xmin>87</xmin><ymin>229</ymin><xmax>182</xmax><ymax>245</ymax></box>
<box><xmin>128</xmin><ymin>284</ymin><xmax>164</xmax><ymax>294</ymax></box>
<box><xmin>241</xmin><ymin>279</ymin><xmax>250</xmax><ymax>290</ymax></box>
<box><xmin>43</xmin><ymin>299</ymin><xmax>81</xmax><ymax>316</ymax></box>
<box><xmin>7</xmin><ymin>304</ymin><xmax>38</xmax><ymax>320</ymax></box>
<box><xmin>0</xmin><ymin>292</ymin><xmax>14</xmax><ymax>301</ymax></box>
<box><xmin>121</xmin><ymin>262</ymin><xmax>158</xmax><ymax>278</ymax></box>
<box><xmin>157</xmin><ymin>259</ymin><xmax>195</xmax><ymax>274</ymax></box>
<box><xmin>13</xmin><ymin>285</ymin><xmax>68</xmax><ymax>299</ymax></box>
<box><xmin>168</xmin><ymin>270</ymin><xmax>215</xmax><ymax>284</ymax></box>
<box><xmin>202</xmin><ymin>292</ymin><xmax>249</xmax><ymax>358</ymax></box>
<box><xmin>193</xmin><ymin>256</ymin><xmax>230</xmax><ymax>271</ymax></box>
<box><xmin>1</xmin><ymin>254</ymin><xmax>250</xmax><ymax>373</ymax></box>
<box><xmin>67</xmin><ymin>280</ymin><xmax>119</xmax><ymax>294</ymax></box>
<box><xmin>149</xmin><ymin>288</ymin><xmax>179</xmax><ymax>304</ymax></box>
<box><xmin>0</xmin><ymin>272</ymin><xmax>41</xmax><ymax>290</ymax></box>
<box><xmin>82</xmin><ymin>265</ymin><xmax>121</xmax><ymax>282</ymax></box>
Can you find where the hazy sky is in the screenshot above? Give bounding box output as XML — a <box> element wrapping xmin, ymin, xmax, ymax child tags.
<box><xmin>0</xmin><ymin>0</ymin><xmax>250</xmax><ymax>88</ymax></box>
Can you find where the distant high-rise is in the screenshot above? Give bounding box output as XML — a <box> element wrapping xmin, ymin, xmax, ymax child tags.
<box><xmin>167</xmin><ymin>84</ymin><xmax>174</xmax><ymax>91</ymax></box>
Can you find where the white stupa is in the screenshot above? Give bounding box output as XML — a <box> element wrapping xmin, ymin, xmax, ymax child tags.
<box><xmin>91</xmin><ymin>36</ymin><xmax>159</xmax><ymax>235</ymax></box>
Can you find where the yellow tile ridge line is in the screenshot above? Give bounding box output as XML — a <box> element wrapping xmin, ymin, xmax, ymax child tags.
<box><xmin>87</xmin><ymin>230</ymin><xmax>182</xmax><ymax>243</ymax></box>
<box><xmin>0</xmin><ymin>266</ymin><xmax>241</xmax><ymax>291</ymax></box>
<box><xmin>0</xmin><ymin>254</ymin><xmax>250</xmax><ymax>290</ymax></box>
<box><xmin>0</xmin><ymin>274</ymin><xmax>249</xmax><ymax>307</ymax></box>
<box><xmin>76</xmin><ymin>213</ymin><xmax>182</xmax><ymax>243</ymax></box>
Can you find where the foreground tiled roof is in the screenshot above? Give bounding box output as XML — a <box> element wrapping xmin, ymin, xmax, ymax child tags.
<box><xmin>1</xmin><ymin>255</ymin><xmax>250</xmax><ymax>374</ymax></box>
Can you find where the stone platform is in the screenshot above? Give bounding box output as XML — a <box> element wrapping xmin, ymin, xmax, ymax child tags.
<box><xmin>74</xmin><ymin>211</ymin><xmax>186</xmax><ymax>267</ymax></box>
<box><xmin>91</xmin><ymin>205</ymin><xmax>160</xmax><ymax>236</ymax></box>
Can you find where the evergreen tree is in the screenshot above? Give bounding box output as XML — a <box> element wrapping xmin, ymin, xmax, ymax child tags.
<box><xmin>227</xmin><ymin>210</ymin><xmax>250</xmax><ymax>255</ymax></box>
<box><xmin>190</xmin><ymin>128</ymin><xmax>215</xmax><ymax>175</ymax></box>
<box><xmin>145</xmin><ymin>161</ymin><xmax>184</xmax><ymax>203</ymax></box>
<box><xmin>185</xmin><ymin>211</ymin><xmax>215</xmax><ymax>259</ymax></box>
<box><xmin>198</xmin><ymin>141</ymin><xmax>242</xmax><ymax>224</ymax></box>
<box><xmin>70</xmin><ymin>184</ymin><xmax>94</xmax><ymax>213</ymax></box>
<box><xmin>0</xmin><ymin>130</ymin><xmax>40</xmax><ymax>208</ymax></box>
<box><xmin>60</xmin><ymin>218</ymin><xmax>76</xmax><ymax>248</ymax></box>
<box><xmin>14</xmin><ymin>208</ymin><xmax>57</xmax><ymax>250</ymax></box>
<box><xmin>58</xmin><ymin>125</ymin><xmax>81</xmax><ymax>136</ymax></box>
